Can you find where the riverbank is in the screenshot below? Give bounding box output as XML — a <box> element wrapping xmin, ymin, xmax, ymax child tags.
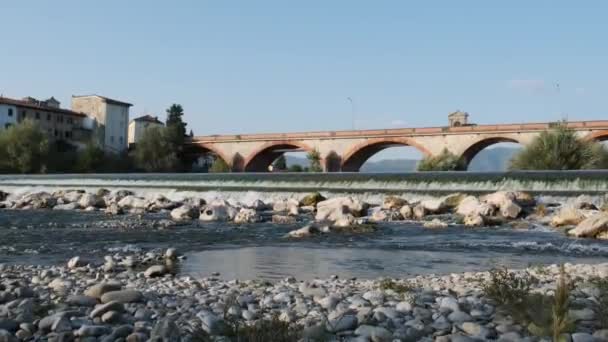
<box><xmin>1</xmin><ymin>256</ymin><xmax>608</xmax><ymax>341</ymax></box>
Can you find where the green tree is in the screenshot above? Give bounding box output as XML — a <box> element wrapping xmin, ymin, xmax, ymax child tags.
<box><xmin>306</xmin><ymin>149</ymin><xmax>323</xmax><ymax>172</ymax></box>
<box><xmin>209</xmin><ymin>157</ymin><xmax>230</xmax><ymax>173</ymax></box>
<box><xmin>76</xmin><ymin>142</ymin><xmax>106</xmax><ymax>173</ymax></box>
<box><xmin>288</xmin><ymin>164</ymin><xmax>304</xmax><ymax>172</ymax></box>
<box><xmin>165</xmin><ymin>104</ymin><xmax>187</xmax><ymax>146</ymax></box>
<box><xmin>0</xmin><ymin>120</ymin><xmax>49</xmax><ymax>173</ymax></box>
<box><xmin>273</xmin><ymin>155</ymin><xmax>287</xmax><ymax>171</ymax></box>
<box><xmin>510</xmin><ymin>125</ymin><xmax>608</xmax><ymax>170</ymax></box>
<box><xmin>417</xmin><ymin>149</ymin><xmax>466</xmax><ymax>171</ymax></box>
<box><xmin>134</xmin><ymin>126</ymin><xmax>180</xmax><ymax>172</ymax></box>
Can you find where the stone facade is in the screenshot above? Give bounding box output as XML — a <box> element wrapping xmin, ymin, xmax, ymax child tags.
<box><xmin>71</xmin><ymin>95</ymin><xmax>132</xmax><ymax>153</ymax></box>
<box><xmin>128</xmin><ymin>115</ymin><xmax>164</xmax><ymax>146</ymax></box>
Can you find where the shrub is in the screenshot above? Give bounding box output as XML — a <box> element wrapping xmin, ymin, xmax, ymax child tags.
<box><xmin>417</xmin><ymin>149</ymin><xmax>465</xmax><ymax>171</ymax></box>
<box><xmin>288</xmin><ymin>164</ymin><xmax>304</xmax><ymax>172</ymax></box>
<box><xmin>510</xmin><ymin>125</ymin><xmax>608</xmax><ymax>170</ymax></box>
<box><xmin>134</xmin><ymin>126</ymin><xmax>180</xmax><ymax>172</ymax></box>
<box><xmin>0</xmin><ymin>120</ymin><xmax>49</xmax><ymax>173</ymax></box>
<box><xmin>306</xmin><ymin>149</ymin><xmax>323</xmax><ymax>172</ymax></box>
<box><xmin>209</xmin><ymin>157</ymin><xmax>231</xmax><ymax>173</ymax></box>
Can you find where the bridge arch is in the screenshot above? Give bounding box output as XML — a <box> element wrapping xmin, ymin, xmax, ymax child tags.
<box><xmin>184</xmin><ymin>142</ymin><xmax>233</xmax><ymax>170</ymax></box>
<box><xmin>341</xmin><ymin>137</ymin><xmax>431</xmax><ymax>172</ymax></box>
<box><xmin>460</xmin><ymin>137</ymin><xmax>522</xmax><ymax>170</ymax></box>
<box><xmin>244</xmin><ymin>141</ymin><xmax>317</xmax><ymax>172</ymax></box>
<box><xmin>585</xmin><ymin>130</ymin><xmax>608</xmax><ymax>142</ymax></box>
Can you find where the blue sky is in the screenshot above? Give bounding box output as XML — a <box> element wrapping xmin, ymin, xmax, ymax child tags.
<box><xmin>1</xmin><ymin>1</ymin><xmax>606</xmax><ymax>138</ymax></box>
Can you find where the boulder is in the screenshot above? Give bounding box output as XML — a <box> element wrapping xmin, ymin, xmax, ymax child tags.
<box><xmin>300</xmin><ymin>192</ymin><xmax>326</xmax><ymax>207</ymax></box>
<box><xmin>62</xmin><ymin>190</ymin><xmax>84</xmax><ymax>203</ymax></box>
<box><xmin>381</xmin><ymin>196</ymin><xmax>408</xmax><ymax>210</ymax></box>
<box><xmin>249</xmin><ymin>199</ymin><xmax>268</xmax><ymax>210</ymax></box>
<box><xmin>423</xmin><ymin>219</ymin><xmax>448</xmax><ymax>229</ymax></box>
<box><xmin>500</xmin><ymin>200</ymin><xmax>521</xmax><ymax>219</ymax></box>
<box><xmin>413</xmin><ymin>204</ymin><xmax>426</xmax><ymax>219</ymax></box>
<box><xmin>85</xmin><ymin>282</ymin><xmax>122</xmax><ymax>299</ymax></box>
<box><xmin>273</xmin><ymin>199</ymin><xmax>300</xmax><ymax>215</ymax></box>
<box><xmin>105</xmin><ymin>203</ymin><xmax>123</xmax><ymax>215</ymax></box>
<box><xmin>569</xmin><ymin>213</ymin><xmax>608</xmax><ymax>238</ymax></box>
<box><xmin>332</xmin><ymin>213</ymin><xmax>356</xmax><ymax>227</ymax></box>
<box><xmin>464</xmin><ymin>214</ymin><xmax>485</xmax><ymax>227</ymax></box>
<box><xmin>170</xmin><ymin>205</ymin><xmax>199</xmax><ymax>221</ymax></box>
<box><xmin>286</xmin><ymin>225</ymin><xmax>322</xmax><ymax>238</ymax></box>
<box><xmin>100</xmin><ymin>290</ymin><xmax>143</xmax><ymax>304</ymax></box>
<box><xmin>370</xmin><ymin>209</ymin><xmax>402</xmax><ymax>222</ymax></box>
<box><xmin>272</xmin><ymin>215</ymin><xmax>297</xmax><ymax>224</ymax></box>
<box><xmin>316</xmin><ymin>197</ymin><xmax>368</xmax><ymax>221</ymax></box>
<box><xmin>67</xmin><ymin>256</ymin><xmax>86</xmax><ymax>269</ymax></box>
<box><xmin>53</xmin><ymin>203</ymin><xmax>80</xmax><ymax>211</ymax></box>
<box><xmin>199</xmin><ymin>201</ymin><xmax>238</xmax><ymax>221</ymax></box>
<box><xmin>482</xmin><ymin>191</ymin><xmax>516</xmax><ymax>207</ymax></box>
<box><xmin>144</xmin><ymin>265</ymin><xmax>169</xmax><ymax>278</ymax></box>
<box><xmin>19</xmin><ymin>192</ymin><xmax>56</xmax><ymax>209</ymax></box>
<box><xmin>234</xmin><ymin>208</ymin><xmax>261</xmax><ymax>224</ymax></box>
<box><xmin>456</xmin><ymin>196</ymin><xmax>495</xmax><ymax>217</ymax></box>
<box><xmin>421</xmin><ymin>198</ymin><xmax>446</xmax><ymax>213</ymax></box>
<box><xmin>78</xmin><ymin>193</ymin><xmax>104</xmax><ymax>208</ymax></box>
<box><xmin>117</xmin><ymin>196</ymin><xmax>147</xmax><ymax>210</ymax></box>
<box><xmin>399</xmin><ymin>205</ymin><xmax>413</xmax><ymax>219</ymax></box>
<box><xmin>551</xmin><ymin>206</ymin><xmax>588</xmax><ymax>227</ymax></box>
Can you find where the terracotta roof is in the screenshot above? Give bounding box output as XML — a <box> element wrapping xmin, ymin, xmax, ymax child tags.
<box><xmin>132</xmin><ymin>115</ymin><xmax>164</xmax><ymax>125</ymax></box>
<box><xmin>72</xmin><ymin>94</ymin><xmax>133</xmax><ymax>107</ymax></box>
<box><xmin>0</xmin><ymin>96</ymin><xmax>87</xmax><ymax>117</ymax></box>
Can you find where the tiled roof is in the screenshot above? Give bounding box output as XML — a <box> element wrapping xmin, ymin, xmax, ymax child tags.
<box><xmin>72</xmin><ymin>94</ymin><xmax>133</xmax><ymax>107</ymax></box>
<box><xmin>132</xmin><ymin>115</ymin><xmax>163</xmax><ymax>125</ymax></box>
<box><xmin>0</xmin><ymin>96</ymin><xmax>87</xmax><ymax>117</ymax></box>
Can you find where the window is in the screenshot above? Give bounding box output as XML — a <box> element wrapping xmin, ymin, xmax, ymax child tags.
<box><xmin>67</xmin><ymin>117</ymin><xmax>73</xmax><ymax>124</ymax></box>
<box><xmin>21</xmin><ymin>110</ymin><xmax>26</xmax><ymax>118</ymax></box>
<box><xmin>35</xmin><ymin>112</ymin><xmax>40</xmax><ymax>120</ymax></box>
<box><xmin>47</xmin><ymin>113</ymin><xmax>51</xmax><ymax>121</ymax></box>
<box><xmin>7</xmin><ymin>109</ymin><xmax>13</xmax><ymax>117</ymax></box>
<box><xmin>57</xmin><ymin>115</ymin><xmax>63</xmax><ymax>123</ymax></box>
<box><xmin>119</xmin><ymin>136</ymin><xmax>123</xmax><ymax>144</ymax></box>
<box><xmin>110</xmin><ymin>136</ymin><xmax>115</xmax><ymax>143</ymax></box>
<box><xmin>65</xmin><ymin>131</ymin><xmax>70</xmax><ymax>138</ymax></box>
<box><xmin>54</xmin><ymin>129</ymin><xmax>58</xmax><ymax>137</ymax></box>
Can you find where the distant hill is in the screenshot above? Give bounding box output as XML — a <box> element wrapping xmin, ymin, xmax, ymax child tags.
<box><xmin>284</xmin><ymin>147</ymin><xmax>520</xmax><ymax>172</ymax></box>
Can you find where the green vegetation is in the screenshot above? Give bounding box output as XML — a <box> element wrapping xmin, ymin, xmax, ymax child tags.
<box><xmin>306</xmin><ymin>149</ymin><xmax>323</xmax><ymax>172</ymax></box>
<box><xmin>272</xmin><ymin>155</ymin><xmax>287</xmax><ymax>171</ymax></box>
<box><xmin>134</xmin><ymin>126</ymin><xmax>180</xmax><ymax>172</ymax></box>
<box><xmin>417</xmin><ymin>149</ymin><xmax>465</xmax><ymax>171</ymax></box>
<box><xmin>379</xmin><ymin>278</ymin><xmax>415</xmax><ymax>294</ymax></box>
<box><xmin>209</xmin><ymin>157</ymin><xmax>231</xmax><ymax>173</ymax></box>
<box><xmin>481</xmin><ymin>265</ymin><xmax>574</xmax><ymax>339</ymax></box>
<box><xmin>288</xmin><ymin>164</ymin><xmax>304</xmax><ymax>172</ymax></box>
<box><xmin>0</xmin><ymin>120</ymin><xmax>49</xmax><ymax>173</ymax></box>
<box><xmin>589</xmin><ymin>276</ymin><xmax>608</xmax><ymax>328</ymax></box>
<box><xmin>510</xmin><ymin>125</ymin><xmax>608</xmax><ymax>170</ymax></box>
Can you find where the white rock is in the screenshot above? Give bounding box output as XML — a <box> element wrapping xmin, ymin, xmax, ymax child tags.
<box><xmin>569</xmin><ymin>213</ymin><xmax>608</xmax><ymax>238</ymax></box>
<box><xmin>170</xmin><ymin>205</ymin><xmax>199</xmax><ymax>221</ymax></box>
<box><xmin>234</xmin><ymin>208</ymin><xmax>261</xmax><ymax>224</ymax></box>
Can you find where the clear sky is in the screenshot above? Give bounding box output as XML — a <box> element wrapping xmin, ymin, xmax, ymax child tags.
<box><xmin>1</xmin><ymin>1</ymin><xmax>606</xmax><ymax>137</ymax></box>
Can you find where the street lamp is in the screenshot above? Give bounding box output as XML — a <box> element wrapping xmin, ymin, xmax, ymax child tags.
<box><xmin>347</xmin><ymin>97</ymin><xmax>355</xmax><ymax>130</ymax></box>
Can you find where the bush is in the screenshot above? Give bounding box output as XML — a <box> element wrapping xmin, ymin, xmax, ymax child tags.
<box><xmin>306</xmin><ymin>149</ymin><xmax>323</xmax><ymax>172</ymax></box>
<box><xmin>510</xmin><ymin>125</ymin><xmax>608</xmax><ymax>170</ymax></box>
<box><xmin>0</xmin><ymin>120</ymin><xmax>49</xmax><ymax>173</ymax></box>
<box><xmin>134</xmin><ymin>126</ymin><xmax>180</xmax><ymax>172</ymax></box>
<box><xmin>417</xmin><ymin>149</ymin><xmax>465</xmax><ymax>171</ymax></box>
<box><xmin>209</xmin><ymin>157</ymin><xmax>230</xmax><ymax>173</ymax></box>
<box><xmin>288</xmin><ymin>164</ymin><xmax>304</xmax><ymax>172</ymax></box>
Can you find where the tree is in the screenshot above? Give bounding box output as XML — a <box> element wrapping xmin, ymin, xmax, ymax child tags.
<box><xmin>133</xmin><ymin>126</ymin><xmax>180</xmax><ymax>172</ymax></box>
<box><xmin>273</xmin><ymin>155</ymin><xmax>287</xmax><ymax>171</ymax></box>
<box><xmin>510</xmin><ymin>125</ymin><xmax>608</xmax><ymax>170</ymax></box>
<box><xmin>288</xmin><ymin>164</ymin><xmax>304</xmax><ymax>172</ymax></box>
<box><xmin>165</xmin><ymin>104</ymin><xmax>187</xmax><ymax>145</ymax></box>
<box><xmin>76</xmin><ymin>142</ymin><xmax>106</xmax><ymax>173</ymax></box>
<box><xmin>0</xmin><ymin>120</ymin><xmax>49</xmax><ymax>173</ymax></box>
<box><xmin>417</xmin><ymin>149</ymin><xmax>466</xmax><ymax>171</ymax></box>
<box><xmin>306</xmin><ymin>149</ymin><xmax>323</xmax><ymax>172</ymax></box>
<box><xmin>209</xmin><ymin>157</ymin><xmax>230</xmax><ymax>173</ymax></box>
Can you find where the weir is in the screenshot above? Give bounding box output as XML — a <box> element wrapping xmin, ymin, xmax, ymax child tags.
<box><xmin>2</xmin><ymin>171</ymin><xmax>608</xmax><ymax>195</ymax></box>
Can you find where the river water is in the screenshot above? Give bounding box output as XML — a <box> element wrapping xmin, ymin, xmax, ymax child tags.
<box><xmin>1</xmin><ymin>172</ymin><xmax>608</xmax><ymax>280</ymax></box>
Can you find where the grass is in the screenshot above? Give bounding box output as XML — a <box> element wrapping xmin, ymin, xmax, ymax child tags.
<box><xmin>189</xmin><ymin>314</ymin><xmax>303</xmax><ymax>342</ymax></box>
<box><xmin>534</xmin><ymin>204</ymin><xmax>548</xmax><ymax>217</ymax></box>
<box><xmin>378</xmin><ymin>278</ymin><xmax>417</xmax><ymax>302</ymax></box>
<box><xmin>481</xmin><ymin>265</ymin><xmax>574</xmax><ymax>339</ymax></box>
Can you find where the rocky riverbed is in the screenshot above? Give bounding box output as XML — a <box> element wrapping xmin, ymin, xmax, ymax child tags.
<box><xmin>2</xmin><ymin>254</ymin><xmax>608</xmax><ymax>341</ymax></box>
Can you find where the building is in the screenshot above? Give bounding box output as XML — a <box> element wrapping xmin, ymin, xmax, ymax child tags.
<box><xmin>448</xmin><ymin>111</ymin><xmax>470</xmax><ymax>127</ymax></box>
<box><xmin>128</xmin><ymin>114</ymin><xmax>164</xmax><ymax>146</ymax></box>
<box><xmin>0</xmin><ymin>96</ymin><xmax>90</xmax><ymax>143</ymax></box>
<box><xmin>71</xmin><ymin>95</ymin><xmax>132</xmax><ymax>153</ymax></box>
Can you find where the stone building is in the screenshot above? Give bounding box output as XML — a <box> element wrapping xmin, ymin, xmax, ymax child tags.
<box><xmin>128</xmin><ymin>114</ymin><xmax>164</xmax><ymax>146</ymax></box>
<box><xmin>71</xmin><ymin>95</ymin><xmax>132</xmax><ymax>153</ymax></box>
<box><xmin>0</xmin><ymin>96</ymin><xmax>90</xmax><ymax>143</ymax></box>
<box><xmin>448</xmin><ymin>111</ymin><xmax>470</xmax><ymax>127</ymax></box>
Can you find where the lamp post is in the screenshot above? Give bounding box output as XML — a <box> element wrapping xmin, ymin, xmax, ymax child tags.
<box><xmin>347</xmin><ymin>97</ymin><xmax>355</xmax><ymax>130</ymax></box>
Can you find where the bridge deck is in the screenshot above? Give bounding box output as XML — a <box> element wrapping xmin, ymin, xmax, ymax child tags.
<box><xmin>190</xmin><ymin>120</ymin><xmax>608</xmax><ymax>143</ymax></box>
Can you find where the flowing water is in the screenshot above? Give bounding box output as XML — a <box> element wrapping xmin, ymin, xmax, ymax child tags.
<box><xmin>1</xmin><ymin>172</ymin><xmax>608</xmax><ymax>280</ymax></box>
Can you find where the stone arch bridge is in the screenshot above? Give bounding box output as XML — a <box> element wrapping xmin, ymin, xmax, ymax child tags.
<box><xmin>185</xmin><ymin>120</ymin><xmax>608</xmax><ymax>172</ymax></box>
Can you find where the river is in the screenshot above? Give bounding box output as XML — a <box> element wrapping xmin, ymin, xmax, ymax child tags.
<box><xmin>1</xmin><ymin>172</ymin><xmax>608</xmax><ymax>280</ymax></box>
